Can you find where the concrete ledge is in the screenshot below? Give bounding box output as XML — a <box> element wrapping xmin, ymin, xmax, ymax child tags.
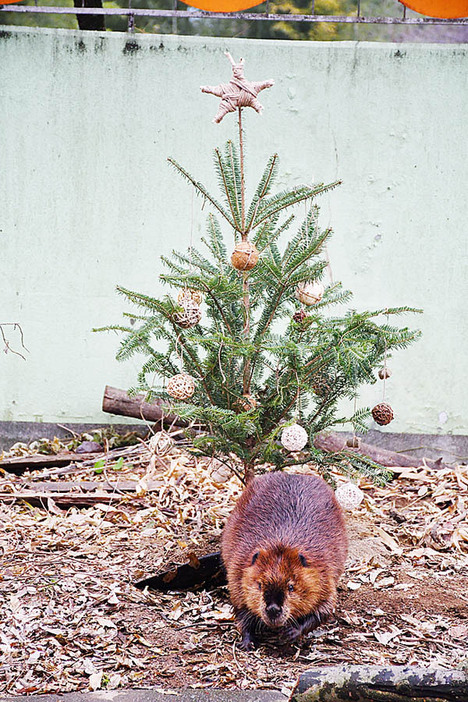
<box><xmin>1</xmin><ymin>690</ymin><xmax>288</xmax><ymax>702</ymax></box>
<box><xmin>0</xmin><ymin>421</ymin><xmax>147</xmax><ymax>452</ymax></box>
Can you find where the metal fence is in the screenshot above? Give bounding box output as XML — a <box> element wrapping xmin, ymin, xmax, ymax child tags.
<box><xmin>1</xmin><ymin>0</ymin><xmax>467</xmax><ymax>33</ymax></box>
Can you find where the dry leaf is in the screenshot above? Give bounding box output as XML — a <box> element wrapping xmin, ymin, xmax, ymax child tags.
<box><xmin>89</xmin><ymin>671</ymin><xmax>102</xmax><ymax>690</ymax></box>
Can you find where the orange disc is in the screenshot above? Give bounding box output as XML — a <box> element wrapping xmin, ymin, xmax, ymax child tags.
<box><xmin>1</xmin><ymin>0</ymin><xmax>24</xmax><ymax>3</ymax></box>
<box><xmin>180</xmin><ymin>0</ymin><xmax>261</xmax><ymax>11</ymax></box>
<box><xmin>400</xmin><ymin>0</ymin><xmax>468</xmax><ymax>17</ymax></box>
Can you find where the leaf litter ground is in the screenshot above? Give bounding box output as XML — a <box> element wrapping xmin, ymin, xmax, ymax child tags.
<box><xmin>0</xmin><ymin>435</ymin><xmax>467</xmax><ymax>695</ymax></box>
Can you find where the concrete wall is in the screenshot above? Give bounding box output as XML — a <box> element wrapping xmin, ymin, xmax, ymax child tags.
<box><xmin>0</xmin><ymin>27</ymin><xmax>467</xmax><ymax>437</ymax></box>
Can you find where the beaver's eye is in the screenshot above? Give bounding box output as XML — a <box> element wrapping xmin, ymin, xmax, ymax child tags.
<box><xmin>288</xmin><ymin>583</ymin><xmax>294</xmax><ymax>593</ymax></box>
<box><xmin>257</xmin><ymin>582</ymin><xmax>262</xmax><ymax>590</ymax></box>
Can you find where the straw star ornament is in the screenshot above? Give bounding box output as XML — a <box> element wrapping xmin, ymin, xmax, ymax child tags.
<box><xmin>201</xmin><ymin>52</ymin><xmax>274</xmax><ymax>123</ymax></box>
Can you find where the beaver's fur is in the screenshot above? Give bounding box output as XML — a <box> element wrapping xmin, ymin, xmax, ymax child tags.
<box><xmin>221</xmin><ymin>472</ymin><xmax>348</xmax><ymax>649</ymax></box>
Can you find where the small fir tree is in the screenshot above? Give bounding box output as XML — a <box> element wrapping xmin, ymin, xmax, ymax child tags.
<box><xmin>98</xmin><ymin>57</ymin><xmax>420</xmax><ymax>484</ymax></box>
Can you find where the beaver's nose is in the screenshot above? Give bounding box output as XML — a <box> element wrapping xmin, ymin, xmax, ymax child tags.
<box><xmin>266</xmin><ymin>603</ymin><xmax>281</xmax><ymax>620</ymax></box>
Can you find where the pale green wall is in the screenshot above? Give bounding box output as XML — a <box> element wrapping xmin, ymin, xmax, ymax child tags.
<box><xmin>1</xmin><ymin>27</ymin><xmax>467</xmax><ymax>435</ymax></box>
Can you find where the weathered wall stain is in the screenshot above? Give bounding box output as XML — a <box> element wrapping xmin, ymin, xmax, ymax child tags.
<box><xmin>123</xmin><ymin>40</ymin><xmax>141</xmax><ymax>54</ymax></box>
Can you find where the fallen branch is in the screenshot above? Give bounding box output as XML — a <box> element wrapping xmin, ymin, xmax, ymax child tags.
<box><xmin>102</xmin><ymin>385</ymin><xmax>187</xmax><ymax>428</ymax></box>
<box><xmin>292</xmin><ymin>665</ymin><xmax>468</xmax><ymax>702</ymax></box>
<box><xmin>314</xmin><ymin>432</ymin><xmax>448</xmax><ymax>471</ymax></box>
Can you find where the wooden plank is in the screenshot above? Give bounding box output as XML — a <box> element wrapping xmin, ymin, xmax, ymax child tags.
<box><xmin>0</xmin><ymin>452</ymin><xmax>103</xmax><ymax>475</ymax></box>
<box><xmin>0</xmin><ymin>479</ymin><xmax>163</xmax><ymax>493</ymax></box>
<box><xmin>0</xmin><ymin>490</ymin><xmax>147</xmax><ymax>508</ymax></box>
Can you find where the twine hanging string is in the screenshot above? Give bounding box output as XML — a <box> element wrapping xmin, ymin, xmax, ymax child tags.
<box><xmin>294</xmin><ymin>370</ymin><xmax>302</xmax><ymax>421</ymax></box>
<box><xmin>218</xmin><ymin>339</ymin><xmax>227</xmax><ymax>385</ymax></box>
<box><xmin>352</xmin><ymin>396</ymin><xmax>357</xmax><ymax>443</ymax></box>
<box><xmin>189</xmin><ymin>186</ymin><xmax>195</xmax><ymax>274</ymax></box>
<box><xmin>304</xmin><ymin>198</ymin><xmax>333</xmax><ymax>284</ymax></box>
<box><xmin>175</xmin><ymin>334</ymin><xmax>184</xmax><ymax>373</ymax></box>
<box><xmin>382</xmin><ymin>308</ymin><xmax>389</xmax><ymax>402</ymax></box>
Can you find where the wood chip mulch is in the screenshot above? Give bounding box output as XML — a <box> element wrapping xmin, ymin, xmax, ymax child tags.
<box><xmin>0</xmin><ymin>434</ymin><xmax>467</xmax><ymax>696</ymax></box>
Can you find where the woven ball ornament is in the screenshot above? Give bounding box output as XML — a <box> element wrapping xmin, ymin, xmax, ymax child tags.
<box><xmin>335</xmin><ymin>482</ymin><xmax>364</xmax><ymax>511</ymax></box>
<box><xmin>234</xmin><ymin>394</ymin><xmax>257</xmax><ymax>413</ymax></box>
<box><xmin>167</xmin><ymin>373</ymin><xmax>196</xmax><ymax>401</ymax></box>
<box><xmin>178</xmin><ymin>289</ymin><xmax>203</xmax><ymax>307</ymax></box>
<box><xmin>149</xmin><ymin>431</ymin><xmax>175</xmax><ymax>456</ymax></box>
<box><xmin>231</xmin><ymin>240</ymin><xmax>259</xmax><ymax>271</ymax></box>
<box><xmin>296</xmin><ymin>281</ymin><xmax>324</xmax><ymax>306</ymax></box>
<box><xmin>280</xmin><ymin>423</ymin><xmax>308</xmax><ymax>452</ymax></box>
<box><xmin>372</xmin><ymin>402</ymin><xmax>394</xmax><ymax>426</ymax></box>
<box><xmin>174</xmin><ymin>301</ymin><xmax>202</xmax><ymax>329</ymax></box>
<box><xmin>378</xmin><ymin>368</ymin><xmax>392</xmax><ymax>380</ymax></box>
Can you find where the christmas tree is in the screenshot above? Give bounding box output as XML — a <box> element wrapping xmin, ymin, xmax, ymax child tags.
<box><xmin>98</xmin><ymin>53</ymin><xmax>420</xmax><ymax>484</ymax></box>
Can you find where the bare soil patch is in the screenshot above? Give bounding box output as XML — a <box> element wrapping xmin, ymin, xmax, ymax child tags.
<box><xmin>0</xmin><ymin>440</ymin><xmax>467</xmax><ymax>695</ymax></box>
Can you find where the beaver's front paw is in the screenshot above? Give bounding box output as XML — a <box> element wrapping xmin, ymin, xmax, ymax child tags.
<box><xmin>239</xmin><ymin>631</ymin><xmax>257</xmax><ymax>651</ymax></box>
<box><xmin>283</xmin><ymin>623</ymin><xmax>303</xmax><ymax>643</ymax></box>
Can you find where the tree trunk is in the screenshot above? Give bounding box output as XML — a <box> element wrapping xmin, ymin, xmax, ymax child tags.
<box><xmin>293</xmin><ymin>665</ymin><xmax>468</xmax><ymax>702</ymax></box>
<box><xmin>73</xmin><ymin>0</ymin><xmax>105</xmax><ymax>31</ymax></box>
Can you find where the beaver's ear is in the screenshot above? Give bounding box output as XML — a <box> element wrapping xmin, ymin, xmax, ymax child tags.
<box><xmin>299</xmin><ymin>554</ymin><xmax>308</xmax><ymax>567</ymax></box>
<box><xmin>251</xmin><ymin>552</ymin><xmax>260</xmax><ymax>565</ymax></box>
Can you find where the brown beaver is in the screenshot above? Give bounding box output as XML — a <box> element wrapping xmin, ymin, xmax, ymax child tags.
<box><xmin>221</xmin><ymin>472</ymin><xmax>348</xmax><ymax>649</ymax></box>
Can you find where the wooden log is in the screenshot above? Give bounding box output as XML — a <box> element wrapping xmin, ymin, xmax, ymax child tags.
<box><xmin>0</xmin><ymin>452</ymin><xmax>105</xmax><ymax>476</ymax></box>
<box><xmin>314</xmin><ymin>432</ymin><xmax>448</xmax><ymax>471</ymax></box>
<box><xmin>102</xmin><ymin>385</ymin><xmax>187</xmax><ymax>427</ymax></box>
<box><xmin>0</xmin><ymin>488</ymin><xmax>153</xmax><ymax>509</ymax></box>
<box><xmin>0</xmin><ymin>479</ymin><xmax>163</xmax><ymax>493</ymax></box>
<box><xmin>292</xmin><ymin>665</ymin><xmax>468</xmax><ymax>702</ymax></box>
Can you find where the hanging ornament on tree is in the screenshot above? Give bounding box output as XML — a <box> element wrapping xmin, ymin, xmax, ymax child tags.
<box><xmin>296</xmin><ymin>281</ymin><xmax>324</xmax><ymax>306</ymax></box>
<box><xmin>312</xmin><ymin>373</ymin><xmax>330</xmax><ymax>398</ymax></box>
<box><xmin>372</xmin><ymin>402</ymin><xmax>394</xmax><ymax>426</ymax></box>
<box><xmin>178</xmin><ymin>288</ymin><xmax>203</xmax><ymax>307</ymax></box>
<box><xmin>174</xmin><ymin>301</ymin><xmax>202</xmax><ymax>329</ymax></box>
<box><xmin>335</xmin><ymin>482</ymin><xmax>365</xmax><ymax>511</ymax></box>
<box><xmin>167</xmin><ymin>373</ymin><xmax>196</xmax><ymax>401</ymax></box>
<box><xmin>293</xmin><ymin>308</ymin><xmax>308</xmax><ymax>324</ymax></box>
<box><xmin>378</xmin><ymin>367</ymin><xmax>392</xmax><ymax>380</ymax></box>
<box><xmin>201</xmin><ymin>52</ymin><xmax>274</xmax><ymax>124</ymax></box>
<box><xmin>234</xmin><ymin>394</ymin><xmax>258</xmax><ymax>413</ymax></box>
<box><xmin>372</xmin><ymin>312</ymin><xmax>393</xmax><ymax>425</ymax></box>
<box><xmin>281</xmin><ymin>423</ymin><xmax>308</xmax><ymax>452</ymax></box>
<box><xmin>231</xmin><ymin>240</ymin><xmax>259</xmax><ymax>271</ymax></box>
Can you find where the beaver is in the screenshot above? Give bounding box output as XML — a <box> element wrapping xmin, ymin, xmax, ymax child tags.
<box><xmin>221</xmin><ymin>472</ymin><xmax>348</xmax><ymax>649</ymax></box>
